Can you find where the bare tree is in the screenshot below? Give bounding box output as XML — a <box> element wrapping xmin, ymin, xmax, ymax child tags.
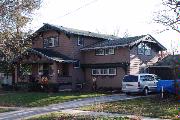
<box><xmin>154</xmin><ymin>0</ymin><xmax>180</xmax><ymax>33</ymax></box>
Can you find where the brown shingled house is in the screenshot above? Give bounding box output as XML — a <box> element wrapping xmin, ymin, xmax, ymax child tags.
<box><xmin>13</xmin><ymin>23</ymin><xmax>166</xmax><ymax>91</ymax></box>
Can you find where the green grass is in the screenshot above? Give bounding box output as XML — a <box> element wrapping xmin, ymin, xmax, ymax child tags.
<box><xmin>0</xmin><ymin>108</ymin><xmax>14</xmax><ymax>113</ymax></box>
<box><xmin>81</xmin><ymin>95</ymin><xmax>180</xmax><ymax>119</ymax></box>
<box><xmin>0</xmin><ymin>92</ymin><xmax>105</xmax><ymax>107</ymax></box>
<box><xmin>26</xmin><ymin>112</ymin><xmax>130</xmax><ymax>120</ymax></box>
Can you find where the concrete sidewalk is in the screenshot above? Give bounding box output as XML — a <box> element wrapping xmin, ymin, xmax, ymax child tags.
<box><xmin>0</xmin><ymin>94</ymin><xmax>140</xmax><ymax>120</ymax></box>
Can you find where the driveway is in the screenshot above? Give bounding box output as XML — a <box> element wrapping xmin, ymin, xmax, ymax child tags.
<box><xmin>0</xmin><ymin>94</ymin><xmax>140</xmax><ymax>120</ymax></box>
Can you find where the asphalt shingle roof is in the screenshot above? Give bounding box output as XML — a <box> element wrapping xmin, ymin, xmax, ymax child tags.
<box><xmin>81</xmin><ymin>34</ymin><xmax>166</xmax><ymax>51</ymax></box>
<box><xmin>34</xmin><ymin>23</ymin><xmax>166</xmax><ymax>51</ymax></box>
<box><xmin>36</xmin><ymin>23</ymin><xmax>119</xmax><ymax>40</ymax></box>
<box><xmin>27</xmin><ymin>48</ymin><xmax>74</xmax><ymax>63</ymax></box>
<box><xmin>154</xmin><ymin>55</ymin><xmax>180</xmax><ymax>67</ymax></box>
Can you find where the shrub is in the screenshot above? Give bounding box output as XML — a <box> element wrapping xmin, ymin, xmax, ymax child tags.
<box><xmin>1</xmin><ymin>84</ymin><xmax>13</xmax><ymax>91</ymax></box>
<box><xmin>48</xmin><ymin>83</ymin><xmax>59</xmax><ymax>92</ymax></box>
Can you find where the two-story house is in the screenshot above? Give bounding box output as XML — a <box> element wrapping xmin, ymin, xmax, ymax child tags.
<box><xmin>13</xmin><ymin>23</ymin><xmax>166</xmax><ymax>91</ymax></box>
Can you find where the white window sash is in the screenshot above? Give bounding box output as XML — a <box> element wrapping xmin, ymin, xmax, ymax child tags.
<box><xmin>92</xmin><ymin>68</ymin><xmax>116</xmax><ymax>76</ymax></box>
<box><xmin>95</xmin><ymin>49</ymin><xmax>104</xmax><ymax>55</ymax></box>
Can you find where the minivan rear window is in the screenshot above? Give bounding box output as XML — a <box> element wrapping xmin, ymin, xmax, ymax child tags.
<box><xmin>123</xmin><ymin>75</ymin><xmax>138</xmax><ymax>82</ymax></box>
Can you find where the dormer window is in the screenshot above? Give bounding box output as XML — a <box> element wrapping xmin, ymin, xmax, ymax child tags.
<box><xmin>138</xmin><ymin>43</ymin><xmax>151</xmax><ymax>55</ymax></box>
<box><xmin>77</xmin><ymin>36</ymin><xmax>84</xmax><ymax>46</ymax></box>
<box><xmin>43</xmin><ymin>37</ymin><xmax>59</xmax><ymax>48</ymax></box>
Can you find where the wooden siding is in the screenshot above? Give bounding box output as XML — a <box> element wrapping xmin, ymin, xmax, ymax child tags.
<box><xmin>129</xmin><ymin>46</ymin><xmax>159</xmax><ymax>74</ymax></box>
<box><xmin>84</xmin><ymin>67</ymin><xmax>125</xmax><ymax>89</ymax></box>
<box><xmin>82</xmin><ymin>48</ymin><xmax>130</xmax><ymax>64</ymax></box>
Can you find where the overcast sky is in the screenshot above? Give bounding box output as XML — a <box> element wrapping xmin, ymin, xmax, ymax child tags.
<box><xmin>29</xmin><ymin>0</ymin><xmax>180</xmax><ymax>53</ymax></box>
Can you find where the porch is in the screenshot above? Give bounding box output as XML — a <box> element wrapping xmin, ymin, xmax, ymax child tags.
<box><xmin>13</xmin><ymin>48</ymin><xmax>75</xmax><ymax>91</ymax></box>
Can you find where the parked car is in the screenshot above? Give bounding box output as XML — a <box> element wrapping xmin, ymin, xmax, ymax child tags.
<box><xmin>122</xmin><ymin>74</ymin><xmax>160</xmax><ymax>95</ymax></box>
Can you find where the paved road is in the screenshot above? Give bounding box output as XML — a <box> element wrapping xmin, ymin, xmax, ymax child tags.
<box><xmin>0</xmin><ymin>94</ymin><xmax>140</xmax><ymax>120</ymax></box>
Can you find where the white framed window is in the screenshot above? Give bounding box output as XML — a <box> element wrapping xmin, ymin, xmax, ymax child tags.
<box><xmin>92</xmin><ymin>69</ymin><xmax>100</xmax><ymax>75</ymax></box>
<box><xmin>144</xmin><ymin>44</ymin><xmax>151</xmax><ymax>55</ymax></box>
<box><xmin>100</xmin><ymin>69</ymin><xmax>108</xmax><ymax>75</ymax></box>
<box><xmin>105</xmin><ymin>48</ymin><xmax>115</xmax><ymax>55</ymax></box>
<box><xmin>77</xmin><ymin>36</ymin><xmax>84</xmax><ymax>46</ymax></box>
<box><xmin>108</xmin><ymin>68</ymin><xmax>116</xmax><ymax>75</ymax></box>
<box><xmin>43</xmin><ymin>37</ymin><xmax>59</xmax><ymax>48</ymax></box>
<box><xmin>73</xmin><ymin>60</ymin><xmax>80</xmax><ymax>68</ymax></box>
<box><xmin>138</xmin><ymin>43</ymin><xmax>144</xmax><ymax>55</ymax></box>
<box><xmin>138</xmin><ymin>43</ymin><xmax>151</xmax><ymax>55</ymax></box>
<box><xmin>92</xmin><ymin>68</ymin><xmax>116</xmax><ymax>76</ymax></box>
<box><xmin>95</xmin><ymin>49</ymin><xmax>104</xmax><ymax>55</ymax></box>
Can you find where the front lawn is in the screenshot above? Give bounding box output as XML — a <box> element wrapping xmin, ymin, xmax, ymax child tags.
<box><xmin>26</xmin><ymin>112</ymin><xmax>129</xmax><ymax>120</ymax></box>
<box><xmin>0</xmin><ymin>92</ymin><xmax>105</xmax><ymax>107</ymax></box>
<box><xmin>81</xmin><ymin>95</ymin><xmax>180</xmax><ymax>119</ymax></box>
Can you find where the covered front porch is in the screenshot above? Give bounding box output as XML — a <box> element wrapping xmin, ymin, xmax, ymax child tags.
<box><xmin>13</xmin><ymin>48</ymin><xmax>75</xmax><ymax>91</ymax></box>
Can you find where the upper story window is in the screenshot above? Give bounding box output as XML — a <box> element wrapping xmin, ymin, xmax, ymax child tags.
<box><xmin>138</xmin><ymin>43</ymin><xmax>151</xmax><ymax>55</ymax></box>
<box><xmin>95</xmin><ymin>48</ymin><xmax>115</xmax><ymax>56</ymax></box>
<box><xmin>95</xmin><ymin>49</ymin><xmax>104</xmax><ymax>55</ymax></box>
<box><xmin>105</xmin><ymin>48</ymin><xmax>115</xmax><ymax>55</ymax></box>
<box><xmin>77</xmin><ymin>36</ymin><xmax>84</xmax><ymax>46</ymax></box>
<box><xmin>43</xmin><ymin>37</ymin><xmax>59</xmax><ymax>48</ymax></box>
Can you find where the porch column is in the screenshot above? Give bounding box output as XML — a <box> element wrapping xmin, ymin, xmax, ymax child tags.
<box><xmin>51</xmin><ymin>62</ymin><xmax>58</xmax><ymax>83</ymax></box>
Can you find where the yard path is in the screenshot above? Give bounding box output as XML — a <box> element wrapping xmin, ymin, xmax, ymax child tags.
<box><xmin>0</xmin><ymin>94</ymin><xmax>141</xmax><ymax>120</ymax></box>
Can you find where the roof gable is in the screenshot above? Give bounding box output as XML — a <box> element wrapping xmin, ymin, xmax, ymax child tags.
<box><xmin>81</xmin><ymin>34</ymin><xmax>166</xmax><ymax>51</ymax></box>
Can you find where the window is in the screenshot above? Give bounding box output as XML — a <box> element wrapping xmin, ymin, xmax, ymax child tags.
<box><xmin>92</xmin><ymin>69</ymin><xmax>100</xmax><ymax>75</ymax></box>
<box><xmin>77</xmin><ymin>36</ymin><xmax>84</xmax><ymax>46</ymax></box>
<box><xmin>92</xmin><ymin>68</ymin><xmax>116</xmax><ymax>76</ymax></box>
<box><xmin>73</xmin><ymin>60</ymin><xmax>80</xmax><ymax>68</ymax></box>
<box><xmin>105</xmin><ymin>48</ymin><xmax>115</xmax><ymax>55</ymax></box>
<box><xmin>43</xmin><ymin>37</ymin><xmax>59</xmax><ymax>48</ymax></box>
<box><xmin>123</xmin><ymin>75</ymin><xmax>138</xmax><ymax>82</ymax></box>
<box><xmin>138</xmin><ymin>43</ymin><xmax>151</xmax><ymax>55</ymax></box>
<box><xmin>138</xmin><ymin>43</ymin><xmax>144</xmax><ymax>55</ymax></box>
<box><xmin>100</xmin><ymin>69</ymin><xmax>108</xmax><ymax>75</ymax></box>
<box><xmin>95</xmin><ymin>49</ymin><xmax>104</xmax><ymax>55</ymax></box>
<box><xmin>144</xmin><ymin>44</ymin><xmax>151</xmax><ymax>55</ymax></box>
<box><xmin>109</xmin><ymin>68</ymin><xmax>116</xmax><ymax>75</ymax></box>
<box><xmin>95</xmin><ymin>48</ymin><xmax>115</xmax><ymax>55</ymax></box>
<box><xmin>140</xmin><ymin>75</ymin><xmax>154</xmax><ymax>81</ymax></box>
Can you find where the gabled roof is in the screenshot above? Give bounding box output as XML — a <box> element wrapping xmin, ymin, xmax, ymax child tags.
<box><xmin>153</xmin><ymin>55</ymin><xmax>180</xmax><ymax>67</ymax></box>
<box><xmin>81</xmin><ymin>34</ymin><xmax>167</xmax><ymax>51</ymax></box>
<box><xmin>34</xmin><ymin>23</ymin><xmax>119</xmax><ymax>40</ymax></box>
<box><xmin>12</xmin><ymin>48</ymin><xmax>75</xmax><ymax>63</ymax></box>
<box><xmin>27</xmin><ymin>48</ymin><xmax>75</xmax><ymax>63</ymax></box>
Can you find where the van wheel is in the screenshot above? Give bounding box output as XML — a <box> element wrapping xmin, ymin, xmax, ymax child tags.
<box><xmin>143</xmin><ymin>88</ymin><xmax>148</xmax><ymax>96</ymax></box>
